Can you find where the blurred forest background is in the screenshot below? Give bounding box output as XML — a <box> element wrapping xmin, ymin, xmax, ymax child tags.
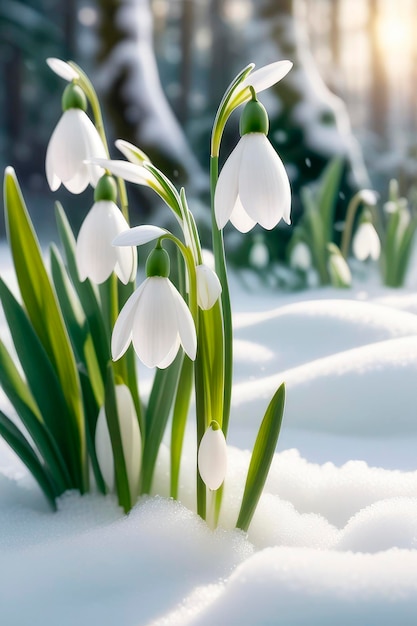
<box><xmin>1</xmin><ymin>0</ymin><xmax>417</xmax><ymax>257</ymax></box>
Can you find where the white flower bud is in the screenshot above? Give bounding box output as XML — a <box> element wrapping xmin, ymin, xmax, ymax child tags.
<box><xmin>198</xmin><ymin>422</ymin><xmax>227</xmax><ymax>491</ymax></box>
<box><xmin>290</xmin><ymin>242</ymin><xmax>312</xmax><ymax>271</ymax></box>
<box><xmin>196</xmin><ymin>264</ymin><xmax>222</xmax><ymax>310</ymax></box>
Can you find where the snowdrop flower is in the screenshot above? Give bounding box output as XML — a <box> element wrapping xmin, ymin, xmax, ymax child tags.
<box><xmin>76</xmin><ymin>175</ymin><xmax>137</xmax><ymax>284</ymax></box>
<box><xmin>46</xmin><ymin>83</ymin><xmax>107</xmax><ymax>194</ymax></box>
<box><xmin>290</xmin><ymin>241</ymin><xmax>312</xmax><ymax>272</ymax></box>
<box><xmin>198</xmin><ymin>421</ymin><xmax>228</xmax><ymax>491</ymax></box>
<box><xmin>353</xmin><ymin>220</ymin><xmax>381</xmax><ymax>262</ymax></box>
<box><xmin>196</xmin><ymin>264</ymin><xmax>222</xmax><ymax>310</ymax></box>
<box><xmin>111</xmin><ymin>245</ymin><xmax>197</xmax><ymax>368</ymax></box>
<box><xmin>95</xmin><ymin>385</ymin><xmax>142</xmax><ymax>501</ymax></box>
<box><xmin>215</xmin><ymin>91</ymin><xmax>291</xmax><ymax>232</ymax></box>
<box><xmin>249</xmin><ymin>235</ymin><xmax>269</xmax><ymax>269</ymax></box>
<box><xmin>327</xmin><ymin>243</ymin><xmax>351</xmax><ymax>288</ymax></box>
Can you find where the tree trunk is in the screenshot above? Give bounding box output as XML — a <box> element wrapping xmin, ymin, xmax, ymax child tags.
<box><xmin>95</xmin><ymin>0</ymin><xmax>205</xmax><ymax>194</ymax></box>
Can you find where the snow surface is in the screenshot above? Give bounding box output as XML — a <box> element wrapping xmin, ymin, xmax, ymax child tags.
<box><xmin>1</xmin><ymin>256</ymin><xmax>417</xmax><ymax>625</ymax></box>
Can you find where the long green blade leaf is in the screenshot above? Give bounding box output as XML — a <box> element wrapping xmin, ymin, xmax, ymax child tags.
<box><xmin>141</xmin><ymin>352</ymin><xmax>183</xmax><ymax>494</ymax></box>
<box><xmin>316</xmin><ymin>157</ymin><xmax>344</xmax><ymax>242</ymax></box>
<box><xmin>105</xmin><ymin>364</ymin><xmax>131</xmax><ymax>512</ymax></box>
<box><xmin>0</xmin><ymin>277</ymin><xmax>80</xmax><ymax>486</ymax></box>
<box><xmin>0</xmin><ymin>338</ymin><xmax>71</xmax><ymax>492</ymax></box>
<box><xmin>0</xmin><ymin>410</ymin><xmax>57</xmax><ymax>510</ymax></box>
<box><xmin>236</xmin><ymin>382</ymin><xmax>286</xmax><ymax>532</ymax></box>
<box><xmin>3</xmin><ymin>168</ymin><xmax>86</xmax><ymax>489</ymax></box>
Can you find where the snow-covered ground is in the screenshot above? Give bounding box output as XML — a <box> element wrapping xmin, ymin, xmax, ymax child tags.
<box><xmin>1</xmin><ymin>251</ymin><xmax>417</xmax><ymax>625</ymax></box>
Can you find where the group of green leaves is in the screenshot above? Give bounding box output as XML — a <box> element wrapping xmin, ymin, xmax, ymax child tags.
<box><xmin>0</xmin><ymin>168</ymin><xmax>181</xmax><ymax>513</ymax></box>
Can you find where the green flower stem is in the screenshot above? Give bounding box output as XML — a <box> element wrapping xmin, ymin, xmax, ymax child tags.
<box><xmin>340</xmin><ymin>193</ymin><xmax>363</xmax><ymax>259</ymax></box>
<box><xmin>170</xmin><ymin>355</ymin><xmax>194</xmax><ymax>499</ymax></box>
<box><xmin>210</xmin><ymin>156</ymin><xmax>232</xmax><ymax>437</ymax></box>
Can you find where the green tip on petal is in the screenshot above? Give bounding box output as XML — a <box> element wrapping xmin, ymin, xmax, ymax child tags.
<box><xmin>146</xmin><ymin>245</ymin><xmax>170</xmax><ymax>278</ymax></box>
<box><xmin>62</xmin><ymin>83</ymin><xmax>87</xmax><ymax>112</ymax></box>
<box><xmin>239</xmin><ymin>98</ymin><xmax>269</xmax><ymax>136</ymax></box>
<box><xmin>209</xmin><ymin>420</ymin><xmax>221</xmax><ymax>431</ymax></box>
<box><xmin>94</xmin><ymin>175</ymin><xmax>117</xmax><ymax>202</ymax></box>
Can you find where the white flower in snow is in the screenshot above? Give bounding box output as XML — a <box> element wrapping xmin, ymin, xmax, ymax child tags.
<box><xmin>196</xmin><ymin>264</ymin><xmax>222</xmax><ymax>310</ymax></box>
<box><xmin>76</xmin><ymin>202</ymin><xmax>137</xmax><ymax>284</ymax></box>
<box><xmin>290</xmin><ymin>241</ymin><xmax>312</xmax><ymax>272</ymax></box>
<box><xmin>198</xmin><ymin>421</ymin><xmax>228</xmax><ymax>491</ymax></box>
<box><xmin>327</xmin><ymin>243</ymin><xmax>351</xmax><ymax>288</ymax></box>
<box><xmin>111</xmin><ymin>246</ymin><xmax>196</xmax><ymax>368</ymax></box>
<box><xmin>95</xmin><ymin>385</ymin><xmax>142</xmax><ymax>501</ymax></box>
<box><xmin>46</xmin><ymin>83</ymin><xmax>107</xmax><ymax>194</ymax></box>
<box><xmin>353</xmin><ymin>222</ymin><xmax>381</xmax><ymax>261</ymax></box>
<box><xmin>76</xmin><ymin>175</ymin><xmax>137</xmax><ymax>284</ymax></box>
<box><xmin>215</xmin><ymin>95</ymin><xmax>291</xmax><ymax>232</ymax></box>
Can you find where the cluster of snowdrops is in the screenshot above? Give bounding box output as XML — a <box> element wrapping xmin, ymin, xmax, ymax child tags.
<box><xmin>1</xmin><ymin>57</ymin><xmax>405</xmax><ymax>530</ymax></box>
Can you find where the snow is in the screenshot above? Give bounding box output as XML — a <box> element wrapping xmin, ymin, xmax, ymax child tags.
<box><xmin>1</xmin><ymin>258</ymin><xmax>417</xmax><ymax>624</ymax></box>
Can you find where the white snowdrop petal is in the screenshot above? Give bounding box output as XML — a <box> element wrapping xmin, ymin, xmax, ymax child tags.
<box><xmin>156</xmin><ymin>336</ymin><xmax>181</xmax><ymax>369</ymax></box>
<box><xmin>46</xmin><ymin>111</ymin><xmax>85</xmax><ymax>188</ymax></box>
<box><xmin>290</xmin><ymin>242</ymin><xmax>312</xmax><ymax>271</ymax></box>
<box><xmin>168</xmin><ymin>280</ymin><xmax>197</xmax><ymax>361</ymax></box>
<box><xmin>353</xmin><ymin>223</ymin><xmax>381</xmax><ymax>261</ymax></box>
<box><xmin>239</xmin><ymin>134</ymin><xmax>291</xmax><ymax>230</ymax></box>
<box><xmin>230</xmin><ymin>197</ymin><xmax>257</xmax><ymax>233</ymax></box>
<box><xmin>46</xmin><ymin>57</ymin><xmax>79</xmax><ymax>82</ymax></box>
<box><xmin>214</xmin><ymin>139</ymin><xmax>245</xmax><ymax>229</ymax></box>
<box><xmin>76</xmin><ymin>201</ymin><xmax>130</xmax><ymax>284</ymax></box>
<box><xmin>133</xmin><ymin>278</ymin><xmax>179</xmax><ymax>368</ymax></box>
<box><xmin>115</xmin><ymin>245</ymin><xmax>137</xmax><ymax>285</ymax></box>
<box><xmin>113</xmin><ymin>225</ymin><xmax>168</xmax><ymax>247</ymax></box>
<box><xmin>196</xmin><ymin>264</ymin><xmax>222</xmax><ymax>310</ymax></box>
<box><xmin>198</xmin><ymin>425</ymin><xmax>228</xmax><ymax>491</ymax></box>
<box><xmin>111</xmin><ymin>282</ymin><xmax>146</xmax><ymax>360</ymax></box>
<box><xmin>95</xmin><ymin>407</ymin><xmax>114</xmax><ymax>492</ymax></box>
<box><xmin>241</xmin><ymin>60</ymin><xmax>293</xmax><ymax>93</ymax></box>
<box><xmin>93</xmin><ymin>159</ymin><xmax>151</xmax><ymax>186</ymax></box>
<box><xmin>116</xmin><ymin>385</ymin><xmax>142</xmax><ymax>501</ymax></box>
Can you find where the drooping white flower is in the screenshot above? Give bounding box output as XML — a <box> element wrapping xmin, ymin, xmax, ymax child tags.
<box><xmin>215</xmin><ymin>133</ymin><xmax>291</xmax><ymax>232</ymax></box>
<box><xmin>46</xmin><ymin>84</ymin><xmax>107</xmax><ymax>194</ymax></box>
<box><xmin>327</xmin><ymin>243</ymin><xmax>351</xmax><ymax>288</ymax></box>
<box><xmin>76</xmin><ymin>174</ymin><xmax>137</xmax><ymax>284</ymax></box>
<box><xmin>249</xmin><ymin>235</ymin><xmax>269</xmax><ymax>269</ymax></box>
<box><xmin>111</xmin><ymin>248</ymin><xmax>197</xmax><ymax>368</ymax></box>
<box><xmin>95</xmin><ymin>385</ymin><xmax>142</xmax><ymax>501</ymax></box>
<box><xmin>198</xmin><ymin>421</ymin><xmax>228</xmax><ymax>491</ymax></box>
<box><xmin>76</xmin><ymin>201</ymin><xmax>137</xmax><ymax>284</ymax></box>
<box><xmin>353</xmin><ymin>222</ymin><xmax>381</xmax><ymax>261</ymax></box>
<box><xmin>290</xmin><ymin>241</ymin><xmax>312</xmax><ymax>272</ymax></box>
<box><xmin>196</xmin><ymin>264</ymin><xmax>222</xmax><ymax>310</ymax></box>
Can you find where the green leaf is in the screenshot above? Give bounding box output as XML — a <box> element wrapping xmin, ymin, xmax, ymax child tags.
<box><xmin>395</xmin><ymin>213</ymin><xmax>417</xmax><ymax>286</ymax></box>
<box><xmin>79</xmin><ymin>370</ymin><xmax>106</xmax><ymax>495</ymax></box>
<box><xmin>50</xmin><ymin>244</ymin><xmax>104</xmax><ymax>407</ymax></box>
<box><xmin>383</xmin><ymin>210</ymin><xmax>401</xmax><ymax>286</ymax></box>
<box><xmin>170</xmin><ymin>355</ymin><xmax>194</xmax><ymax>499</ymax></box>
<box><xmin>236</xmin><ymin>382</ymin><xmax>286</xmax><ymax>532</ymax></box>
<box><xmin>104</xmin><ymin>365</ymin><xmax>131</xmax><ymax>512</ymax></box>
<box><xmin>141</xmin><ymin>352</ymin><xmax>183</xmax><ymax>494</ymax></box>
<box><xmin>0</xmin><ymin>277</ymin><xmax>81</xmax><ymax>487</ymax></box>
<box><xmin>0</xmin><ymin>338</ymin><xmax>71</xmax><ymax>493</ymax></box>
<box><xmin>0</xmin><ymin>410</ymin><xmax>57</xmax><ymax>510</ymax></box>
<box><xmin>301</xmin><ymin>188</ymin><xmax>329</xmax><ymax>284</ymax></box>
<box><xmin>3</xmin><ymin>168</ymin><xmax>86</xmax><ymax>489</ymax></box>
<box><xmin>316</xmin><ymin>157</ymin><xmax>344</xmax><ymax>242</ymax></box>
